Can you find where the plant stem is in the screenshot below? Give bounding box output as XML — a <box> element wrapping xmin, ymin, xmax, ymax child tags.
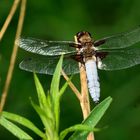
<box><xmin>0</xmin><ymin>0</ymin><xmax>26</xmax><ymax>113</ymax></box>
<box><xmin>79</xmin><ymin>63</ymin><xmax>90</xmax><ymax>118</ymax></box>
<box><xmin>74</xmin><ymin>36</ymin><xmax>95</xmax><ymax>140</ymax></box>
<box><xmin>61</xmin><ymin>70</ymin><xmax>81</xmax><ymax>101</ymax></box>
<box><xmin>0</xmin><ymin>0</ymin><xmax>20</xmax><ymax>41</ymax></box>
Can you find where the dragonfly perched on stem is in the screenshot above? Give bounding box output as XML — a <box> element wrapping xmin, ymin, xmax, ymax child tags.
<box><xmin>17</xmin><ymin>26</ymin><xmax>140</xmax><ymax>103</ymax></box>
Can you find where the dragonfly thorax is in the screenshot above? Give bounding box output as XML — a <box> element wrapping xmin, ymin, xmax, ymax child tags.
<box><xmin>76</xmin><ymin>31</ymin><xmax>96</xmax><ymax>62</ymax></box>
<box><xmin>79</xmin><ymin>45</ymin><xmax>96</xmax><ymax>62</ymax></box>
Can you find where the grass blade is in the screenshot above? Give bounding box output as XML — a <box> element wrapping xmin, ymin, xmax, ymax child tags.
<box><xmin>30</xmin><ymin>99</ymin><xmax>51</xmax><ymax>128</ymax></box>
<box><xmin>0</xmin><ymin>116</ymin><xmax>33</xmax><ymax>140</ymax></box>
<box><xmin>60</xmin><ymin>124</ymin><xmax>99</xmax><ymax>140</ymax></box>
<box><xmin>2</xmin><ymin>111</ymin><xmax>45</xmax><ymax>138</ymax></box>
<box><xmin>69</xmin><ymin>96</ymin><xmax>112</xmax><ymax>140</ymax></box>
<box><xmin>50</xmin><ymin>55</ymin><xmax>63</xmax><ymax>100</ymax></box>
<box><xmin>50</xmin><ymin>55</ymin><xmax>63</xmax><ymax>132</ymax></box>
<box><xmin>34</xmin><ymin>73</ymin><xmax>47</xmax><ymax>109</ymax></box>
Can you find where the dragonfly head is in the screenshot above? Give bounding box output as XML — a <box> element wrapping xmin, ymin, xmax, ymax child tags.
<box><xmin>76</xmin><ymin>31</ymin><xmax>93</xmax><ymax>43</ymax></box>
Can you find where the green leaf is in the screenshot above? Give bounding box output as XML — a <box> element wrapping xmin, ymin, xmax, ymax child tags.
<box><xmin>0</xmin><ymin>116</ymin><xmax>33</xmax><ymax>140</ymax></box>
<box><xmin>2</xmin><ymin>111</ymin><xmax>45</xmax><ymax>138</ymax></box>
<box><xmin>69</xmin><ymin>96</ymin><xmax>112</xmax><ymax>140</ymax></box>
<box><xmin>30</xmin><ymin>99</ymin><xmax>51</xmax><ymax>129</ymax></box>
<box><xmin>50</xmin><ymin>55</ymin><xmax>63</xmax><ymax>132</ymax></box>
<box><xmin>50</xmin><ymin>55</ymin><xmax>63</xmax><ymax>99</ymax></box>
<box><xmin>60</xmin><ymin>124</ymin><xmax>99</xmax><ymax>140</ymax></box>
<box><xmin>34</xmin><ymin>74</ymin><xmax>53</xmax><ymax>120</ymax></box>
<box><xmin>33</xmin><ymin>73</ymin><xmax>47</xmax><ymax>109</ymax></box>
<box><xmin>30</xmin><ymin>99</ymin><xmax>54</xmax><ymax>139</ymax></box>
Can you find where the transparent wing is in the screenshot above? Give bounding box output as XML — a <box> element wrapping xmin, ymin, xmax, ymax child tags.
<box><xmin>19</xmin><ymin>55</ymin><xmax>79</xmax><ymax>75</ymax></box>
<box><xmin>97</xmin><ymin>47</ymin><xmax>140</xmax><ymax>70</ymax></box>
<box><xmin>94</xmin><ymin>26</ymin><xmax>140</xmax><ymax>50</ymax></box>
<box><xmin>17</xmin><ymin>38</ymin><xmax>78</xmax><ymax>56</ymax></box>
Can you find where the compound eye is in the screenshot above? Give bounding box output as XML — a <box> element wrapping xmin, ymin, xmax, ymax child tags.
<box><xmin>87</xmin><ymin>32</ymin><xmax>91</xmax><ymax>37</ymax></box>
<box><xmin>76</xmin><ymin>31</ymin><xmax>84</xmax><ymax>38</ymax></box>
<box><xmin>76</xmin><ymin>31</ymin><xmax>92</xmax><ymax>38</ymax></box>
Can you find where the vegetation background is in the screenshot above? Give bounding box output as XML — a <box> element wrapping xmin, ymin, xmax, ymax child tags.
<box><xmin>0</xmin><ymin>0</ymin><xmax>140</xmax><ymax>139</ymax></box>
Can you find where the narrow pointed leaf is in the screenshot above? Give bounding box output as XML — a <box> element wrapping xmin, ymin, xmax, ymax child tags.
<box><xmin>60</xmin><ymin>124</ymin><xmax>99</xmax><ymax>140</ymax></box>
<box><xmin>30</xmin><ymin>99</ymin><xmax>52</xmax><ymax>130</ymax></box>
<box><xmin>34</xmin><ymin>74</ymin><xmax>54</xmax><ymax>121</ymax></box>
<box><xmin>50</xmin><ymin>55</ymin><xmax>63</xmax><ymax>132</ymax></box>
<box><xmin>69</xmin><ymin>96</ymin><xmax>112</xmax><ymax>140</ymax></box>
<box><xmin>31</xmin><ymin>100</ymin><xmax>58</xmax><ymax>140</ymax></box>
<box><xmin>50</xmin><ymin>55</ymin><xmax>63</xmax><ymax>99</ymax></box>
<box><xmin>34</xmin><ymin>73</ymin><xmax>47</xmax><ymax>109</ymax></box>
<box><xmin>2</xmin><ymin>111</ymin><xmax>45</xmax><ymax>138</ymax></box>
<box><xmin>0</xmin><ymin>116</ymin><xmax>33</xmax><ymax>140</ymax></box>
<box><xmin>34</xmin><ymin>73</ymin><xmax>53</xmax><ymax>120</ymax></box>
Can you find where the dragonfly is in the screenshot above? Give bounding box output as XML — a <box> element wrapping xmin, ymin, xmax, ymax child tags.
<box><xmin>17</xmin><ymin>26</ymin><xmax>140</xmax><ymax>103</ymax></box>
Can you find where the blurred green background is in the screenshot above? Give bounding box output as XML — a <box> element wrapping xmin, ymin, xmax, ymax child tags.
<box><xmin>0</xmin><ymin>0</ymin><xmax>140</xmax><ymax>139</ymax></box>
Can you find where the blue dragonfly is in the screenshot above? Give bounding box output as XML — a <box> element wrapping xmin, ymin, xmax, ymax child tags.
<box><xmin>17</xmin><ymin>26</ymin><xmax>140</xmax><ymax>102</ymax></box>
